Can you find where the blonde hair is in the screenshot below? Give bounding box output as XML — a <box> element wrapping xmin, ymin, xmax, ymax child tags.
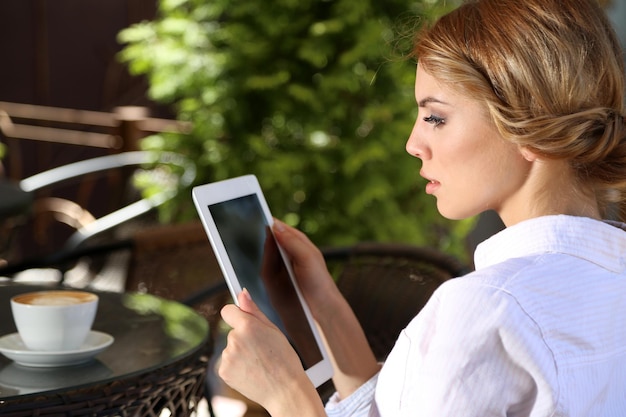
<box><xmin>413</xmin><ymin>0</ymin><xmax>626</xmax><ymax>220</ymax></box>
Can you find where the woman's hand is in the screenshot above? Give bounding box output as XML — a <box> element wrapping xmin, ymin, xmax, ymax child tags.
<box><xmin>219</xmin><ymin>289</ymin><xmax>326</xmax><ymax>417</ymax></box>
<box><xmin>271</xmin><ymin>219</ymin><xmax>342</xmax><ymax>320</ymax></box>
<box><xmin>271</xmin><ymin>220</ymin><xmax>381</xmax><ymax>399</ymax></box>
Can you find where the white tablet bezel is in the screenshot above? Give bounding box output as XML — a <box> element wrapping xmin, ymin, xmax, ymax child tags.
<box><xmin>192</xmin><ymin>174</ymin><xmax>333</xmax><ymax>388</ymax></box>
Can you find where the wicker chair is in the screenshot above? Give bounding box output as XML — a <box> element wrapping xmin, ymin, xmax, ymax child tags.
<box><xmin>314</xmin><ymin>242</ymin><xmax>471</xmax><ymax>400</ymax></box>
<box><xmin>322</xmin><ymin>242</ymin><xmax>470</xmax><ymax>361</ymax></box>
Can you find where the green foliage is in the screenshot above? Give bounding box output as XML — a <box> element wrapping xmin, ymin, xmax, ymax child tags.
<box><xmin>118</xmin><ymin>0</ymin><xmax>473</xmax><ymax>261</ymax></box>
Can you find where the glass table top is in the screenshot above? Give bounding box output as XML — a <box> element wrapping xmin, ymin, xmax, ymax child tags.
<box><xmin>0</xmin><ymin>283</ymin><xmax>209</xmax><ymax>400</ymax></box>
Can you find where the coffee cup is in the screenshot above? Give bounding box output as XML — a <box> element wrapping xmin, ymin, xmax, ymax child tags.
<box><xmin>11</xmin><ymin>290</ymin><xmax>99</xmax><ymax>351</ymax></box>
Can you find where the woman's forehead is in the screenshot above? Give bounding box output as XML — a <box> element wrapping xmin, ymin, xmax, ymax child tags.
<box><xmin>415</xmin><ymin>64</ymin><xmax>471</xmax><ymax>107</ymax></box>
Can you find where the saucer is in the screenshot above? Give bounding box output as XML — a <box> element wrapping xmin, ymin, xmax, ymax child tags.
<box><xmin>0</xmin><ymin>331</ymin><xmax>114</xmax><ymax>367</ymax></box>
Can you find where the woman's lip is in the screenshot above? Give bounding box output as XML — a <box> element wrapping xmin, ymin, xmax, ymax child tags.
<box><xmin>425</xmin><ymin>179</ymin><xmax>440</xmax><ymax>195</ymax></box>
<box><xmin>420</xmin><ymin>171</ymin><xmax>440</xmax><ymax>194</ymax></box>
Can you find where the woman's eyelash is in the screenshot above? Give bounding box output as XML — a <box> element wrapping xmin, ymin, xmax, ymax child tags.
<box><xmin>423</xmin><ymin>115</ymin><xmax>445</xmax><ymax>126</ymax></box>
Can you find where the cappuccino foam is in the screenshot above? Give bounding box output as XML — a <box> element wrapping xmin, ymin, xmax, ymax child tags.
<box><xmin>14</xmin><ymin>291</ymin><xmax>97</xmax><ymax>306</ymax></box>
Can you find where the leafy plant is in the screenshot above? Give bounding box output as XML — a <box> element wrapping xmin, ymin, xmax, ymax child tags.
<box><xmin>118</xmin><ymin>0</ymin><xmax>474</xmax><ymax>261</ymax></box>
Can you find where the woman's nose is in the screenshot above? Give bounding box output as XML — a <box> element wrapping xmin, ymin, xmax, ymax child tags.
<box><xmin>405</xmin><ymin>118</ymin><xmax>428</xmax><ymax>159</ymax></box>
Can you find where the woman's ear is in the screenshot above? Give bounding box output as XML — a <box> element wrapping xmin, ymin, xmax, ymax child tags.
<box><xmin>520</xmin><ymin>146</ymin><xmax>541</xmax><ymax>162</ymax></box>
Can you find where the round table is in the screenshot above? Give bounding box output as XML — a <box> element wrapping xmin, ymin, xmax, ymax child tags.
<box><xmin>0</xmin><ymin>283</ymin><xmax>210</xmax><ymax>417</ymax></box>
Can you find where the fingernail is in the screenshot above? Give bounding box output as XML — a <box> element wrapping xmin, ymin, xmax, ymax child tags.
<box><xmin>242</xmin><ymin>288</ymin><xmax>252</xmax><ymax>301</ymax></box>
<box><xmin>273</xmin><ymin>219</ymin><xmax>286</xmax><ymax>233</ymax></box>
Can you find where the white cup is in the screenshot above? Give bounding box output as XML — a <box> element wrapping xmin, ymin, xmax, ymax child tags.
<box><xmin>11</xmin><ymin>290</ymin><xmax>99</xmax><ymax>351</ymax></box>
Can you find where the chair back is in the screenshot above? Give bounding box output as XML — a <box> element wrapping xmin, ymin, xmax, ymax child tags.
<box><xmin>322</xmin><ymin>242</ymin><xmax>471</xmax><ymax>361</ymax></box>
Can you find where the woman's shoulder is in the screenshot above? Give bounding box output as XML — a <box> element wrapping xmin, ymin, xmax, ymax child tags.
<box><xmin>440</xmin><ymin>253</ymin><xmax>540</xmax><ymax>296</ymax></box>
<box><xmin>429</xmin><ymin>253</ymin><xmax>571</xmax><ymax>323</ymax></box>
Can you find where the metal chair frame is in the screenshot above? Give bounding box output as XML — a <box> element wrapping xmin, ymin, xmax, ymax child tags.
<box><xmin>0</xmin><ymin>150</ymin><xmax>195</xmax><ymax>278</ymax></box>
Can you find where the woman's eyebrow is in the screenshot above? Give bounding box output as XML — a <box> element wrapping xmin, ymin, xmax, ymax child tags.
<box><xmin>418</xmin><ymin>97</ymin><xmax>449</xmax><ymax>107</ymax></box>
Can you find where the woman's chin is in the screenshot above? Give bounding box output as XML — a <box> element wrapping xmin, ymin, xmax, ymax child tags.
<box><xmin>436</xmin><ymin>202</ymin><xmax>480</xmax><ymax>221</ymax></box>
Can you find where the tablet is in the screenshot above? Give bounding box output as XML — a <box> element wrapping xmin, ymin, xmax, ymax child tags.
<box><xmin>192</xmin><ymin>175</ymin><xmax>333</xmax><ymax>388</ymax></box>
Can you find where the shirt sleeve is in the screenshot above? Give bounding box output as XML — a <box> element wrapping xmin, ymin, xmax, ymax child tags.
<box><xmin>325</xmin><ymin>372</ymin><xmax>379</xmax><ymax>417</ymax></box>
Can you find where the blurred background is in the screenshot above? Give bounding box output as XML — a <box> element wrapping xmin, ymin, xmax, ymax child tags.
<box><xmin>0</xmin><ymin>2</ymin><xmax>624</xmax><ymax>415</ymax></box>
<box><xmin>1</xmin><ymin>0</ymin><xmax>624</xmax><ymax>267</ymax></box>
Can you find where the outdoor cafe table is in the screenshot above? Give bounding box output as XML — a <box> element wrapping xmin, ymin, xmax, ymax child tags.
<box><xmin>0</xmin><ymin>282</ymin><xmax>210</xmax><ymax>416</ymax></box>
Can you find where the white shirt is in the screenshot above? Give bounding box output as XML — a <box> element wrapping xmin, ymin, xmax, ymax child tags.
<box><xmin>325</xmin><ymin>215</ymin><xmax>626</xmax><ymax>416</ymax></box>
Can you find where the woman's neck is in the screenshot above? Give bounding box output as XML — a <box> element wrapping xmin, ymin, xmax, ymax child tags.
<box><xmin>498</xmin><ymin>158</ymin><xmax>601</xmax><ymax>227</ymax></box>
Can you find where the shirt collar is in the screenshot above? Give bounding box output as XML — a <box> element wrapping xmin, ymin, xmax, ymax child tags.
<box><xmin>474</xmin><ymin>215</ymin><xmax>626</xmax><ymax>273</ymax></box>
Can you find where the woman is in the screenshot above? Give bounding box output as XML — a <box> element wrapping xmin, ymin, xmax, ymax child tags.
<box><xmin>218</xmin><ymin>0</ymin><xmax>626</xmax><ymax>415</ymax></box>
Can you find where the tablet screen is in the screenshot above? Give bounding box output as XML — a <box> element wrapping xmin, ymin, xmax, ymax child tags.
<box><xmin>208</xmin><ymin>194</ymin><xmax>324</xmax><ymax>368</ymax></box>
